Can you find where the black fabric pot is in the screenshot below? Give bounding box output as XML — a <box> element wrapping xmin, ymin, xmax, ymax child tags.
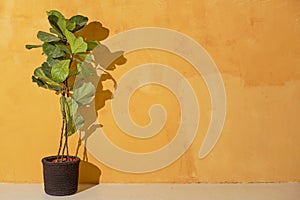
<box><xmin>42</xmin><ymin>155</ymin><xmax>80</xmax><ymax>196</ymax></box>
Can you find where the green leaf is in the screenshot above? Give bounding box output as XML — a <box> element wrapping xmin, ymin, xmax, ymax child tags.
<box><xmin>32</xmin><ymin>76</ymin><xmax>47</xmax><ymax>88</ymax></box>
<box><xmin>34</xmin><ymin>67</ymin><xmax>47</xmax><ymax>80</ymax></box>
<box><xmin>66</xmin><ymin>20</ymin><xmax>76</xmax><ymax>31</ymax></box>
<box><xmin>57</xmin><ymin>18</ymin><xmax>67</xmax><ymax>35</ymax></box>
<box><xmin>59</xmin><ymin>95</ymin><xmax>64</xmax><ymax>113</ymax></box>
<box><xmin>65</xmin><ymin>31</ymin><xmax>87</xmax><ymax>54</ymax></box>
<box><xmin>61</xmin><ymin>96</ymin><xmax>84</xmax><ymax>136</ymax></box>
<box><xmin>86</xmin><ymin>40</ymin><xmax>99</xmax><ymax>51</ymax></box>
<box><xmin>25</xmin><ymin>44</ymin><xmax>42</xmax><ymax>49</ymax></box>
<box><xmin>32</xmin><ymin>76</ymin><xmax>63</xmax><ymax>92</ymax></box>
<box><xmin>84</xmin><ymin>54</ymin><xmax>93</xmax><ymax>63</ymax></box>
<box><xmin>51</xmin><ymin>60</ymin><xmax>70</xmax><ymax>83</ymax></box>
<box><xmin>73</xmin><ymin>115</ymin><xmax>84</xmax><ymax>133</ymax></box>
<box><xmin>41</xmin><ymin>62</ymin><xmax>52</xmax><ymax>78</ymax></box>
<box><xmin>33</xmin><ymin>65</ymin><xmax>63</xmax><ymax>92</ymax></box>
<box><xmin>46</xmin><ymin>57</ymin><xmax>59</xmax><ymax>67</ymax></box>
<box><xmin>65</xmin><ymin>96</ymin><xmax>78</xmax><ymax>115</ymax></box>
<box><xmin>47</xmin><ymin>10</ymin><xmax>65</xmax><ymax>19</ymax></box>
<box><xmin>49</xmin><ymin>27</ymin><xmax>64</xmax><ymax>38</ymax></box>
<box><xmin>73</xmin><ymin>82</ymin><xmax>96</xmax><ymax>105</ymax></box>
<box><xmin>60</xmin><ymin>97</ymin><xmax>74</xmax><ymax>136</ymax></box>
<box><xmin>37</xmin><ymin>31</ymin><xmax>60</xmax><ymax>42</ymax></box>
<box><xmin>48</xmin><ymin>15</ymin><xmax>64</xmax><ymax>37</ymax></box>
<box><xmin>42</xmin><ymin>42</ymin><xmax>65</xmax><ymax>58</ymax></box>
<box><xmin>72</xmin><ymin>37</ymin><xmax>88</xmax><ymax>54</ymax></box>
<box><xmin>76</xmin><ymin>63</ymin><xmax>96</xmax><ymax>79</ymax></box>
<box><xmin>34</xmin><ymin>67</ymin><xmax>61</xmax><ymax>86</ymax></box>
<box><xmin>69</xmin><ymin>15</ymin><xmax>88</xmax><ymax>32</ymax></box>
<box><xmin>55</xmin><ymin>43</ymin><xmax>71</xmax><ymax>54</ymax></box>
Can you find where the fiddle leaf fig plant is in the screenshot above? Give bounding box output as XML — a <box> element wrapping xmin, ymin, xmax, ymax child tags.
<box><xmin>26</xmin><ymin>10</ymin><xmax>98</xmax><ymax>161</ymax></box>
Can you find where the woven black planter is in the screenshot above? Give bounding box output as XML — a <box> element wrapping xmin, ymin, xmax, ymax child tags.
<box><xmin>42</xmin><ymin>155</ymin><xmax>80</xmax><ymax>196</ymax></box>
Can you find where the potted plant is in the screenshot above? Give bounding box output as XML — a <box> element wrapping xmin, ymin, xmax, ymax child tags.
<box><xmin>26</xmin><ymin>10</ymin><xmax>99</xmax><ymax>196</ymax></box>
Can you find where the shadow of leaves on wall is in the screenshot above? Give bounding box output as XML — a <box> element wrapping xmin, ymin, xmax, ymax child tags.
<box><xmin>73</xmin><ymin>21</ymin><xmax>127</xmax><ymax>188</ymax></box>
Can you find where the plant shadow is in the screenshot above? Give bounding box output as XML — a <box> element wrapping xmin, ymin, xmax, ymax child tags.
<box><xmin>77</xmin><ymin>160</ymin><xmax>102</xmax><ymax>193</ymax></box>
<box><xmin>74</xmin><ymin>21</ymin><xmax>127</xmax><ymax>193</ymax></box>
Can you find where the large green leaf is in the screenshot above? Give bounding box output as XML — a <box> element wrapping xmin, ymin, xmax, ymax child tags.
<box><xmin>34</xmin><ymin>66</ymin><xmax>61</xmax><ymax>86</ymax></box>
<box><xmin>69</xmin><ymin>15</ymin><xmax>88</xmax><ymax>32</ymax></box>
<box><xmin>42</xmin><ymin>42</ymin><xmax>65</xmax><ymax>58</ymax></box>
<box><xmin>33</xmin><ymin>65</ymin><xmax>63</xmax><ymax>92</ymax></box>
<box><xmin>51</xmin><ymin>60</ymin><xmax>70</xmax><ymax>83</ymax></box>
<box><xmin>72</xmin><ymin>82</ymin><xmax>95</xmax><ymax>105</ymax></box>
<box><xmin>34</xmin><ymin>67</ymin><xmax>47</xmax><ymax>81</ymax></box>
<box><xmin>61</xmin><ymin>96</ymin><xmax>84</xmax><ymax>136</ymax></box>
<box><xmin>86</xmin><ymin>40</ymin><xmax>99</xmax><ymax>51</ymax></box>
<box><xmin>47</xmin><ymin>10</ymin><xmax>65</xmax><ymax>19</ymax></box>
<box><xmin>57</xmin><ymin>17</ymin><xmax>67</xmax><ymax>35</ymax></box>
<box><xmin>64</xmin><ymin>96</ymin><xmax>78</xmax><ymax>115</ymax></box>
<box><xmin>48</xmin><ymin>15</ymin><xmax>64</xmax><ymax>37</ymax></box>
<box><xmin>73</xmin><ymin>115</ymin><xmax>84</xmax><ymax>133</ymax></box>
<box><xmin>65</xmin><ymin>31</ymin><xmax>87</xmax><ymax>54</ymax></box>
<box><xmin>32</xmin><ymin>76</ymin><xmax>63</xmax><ymax>92</ymax></box>
<box><xmin>60</xmin><ymin>96</ymin><xmax>74</xmax><ymax>136</ymax></box>
<box><xmin>66</xmin><ymin>20</ymin><xmax>76</xmax><ymax>31</ymax></box>
<box><xmin>40</xmin><ymin>62</ymin><xmax>52</xmax><ymax>78</ymax></box>
<box><xmin>37</xmin><ymin>31</ymin><xmax>60</xmax><ymax>42</ymax></box>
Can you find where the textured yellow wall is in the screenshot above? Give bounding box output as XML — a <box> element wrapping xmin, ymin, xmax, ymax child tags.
<box><xmin>0</xmin><ymin>0</ymin><xmax>300</xmax><ymax>183</ymax></box>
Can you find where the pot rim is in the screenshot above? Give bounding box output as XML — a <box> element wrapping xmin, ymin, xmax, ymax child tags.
<box><xmin>42</xmin><ymin>155</ymin><xmax>80</xmax><ymax>165</ymax></box>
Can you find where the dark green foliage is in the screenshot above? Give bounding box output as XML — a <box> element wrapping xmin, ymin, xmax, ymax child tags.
<box><xmin>26</xmin><ymin>10</ymin><xmax>99</xmax><ymax>137</ymax></box>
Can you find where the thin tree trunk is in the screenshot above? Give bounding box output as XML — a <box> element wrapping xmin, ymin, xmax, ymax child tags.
<box><xmin>57</xmin><ymin>95</ymin><xmax>66</xmax><ymax>162</ymax></box>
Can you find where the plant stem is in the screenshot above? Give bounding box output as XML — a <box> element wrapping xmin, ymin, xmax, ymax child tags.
<box><xmin>65</xmin><ymin>125</ymin><xmax>69</xmax><ymax>160</ymax></box>
<box><xmin>57</xmin><ymin>94</ymin><xmax>67</xmax><ymax>162</ymax></box>
<box><xmin>56</xmin><ymin>117</ymin><xmax>65</xmax><ymax>161</ymax></box>
<box><xmin>62</xmin><ymin>54</ymin><xmax>74</xmax><ymax>161</ymax></box>
<box><xmin>56</xmin><ymin>54</ymin><xmax>75</xmax><ymax>162</ymax></box>
<box><xmin>61</xmin><ymin>101</ymin><xmax>67</xmax><ymax>161</ymax></box>
<box><xmin>61</xmin><ymin>141</ymin><xmax>66</xmax><ymax>160</ymax></box>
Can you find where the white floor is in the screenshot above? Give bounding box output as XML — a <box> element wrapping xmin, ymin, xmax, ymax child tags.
<box><xmin>0</xmin><ymin>183</ymin><xmax>299</xmax><ymax>200</ymax></box>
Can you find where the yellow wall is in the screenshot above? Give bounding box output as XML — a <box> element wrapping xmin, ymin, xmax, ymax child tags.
<box><xmin>0</xmin><ymin>0</ymin><xmax>300</xmax><ymax>183</ymax></box>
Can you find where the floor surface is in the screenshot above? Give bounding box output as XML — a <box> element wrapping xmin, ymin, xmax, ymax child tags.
<box><xmin>0</xmin><ymin>183</ymin><xmax>299</xmax><ymax>200</ymax></box>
